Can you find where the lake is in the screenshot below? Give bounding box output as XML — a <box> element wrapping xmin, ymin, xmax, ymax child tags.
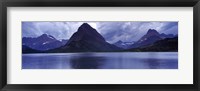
<box><xmin>22</xmin><ymin>52</ymin><xmax>178</xmax><ymax>69</ymax></box>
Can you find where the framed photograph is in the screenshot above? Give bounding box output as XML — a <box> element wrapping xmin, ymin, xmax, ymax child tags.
<box><xmin>0</xmin><ymin>0</ymin><xmax>199</xmax><ymax>91</ymax></box>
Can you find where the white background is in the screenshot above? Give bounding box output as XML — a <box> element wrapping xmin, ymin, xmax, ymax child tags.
<box><xmin>7</xmin><ymin>7</ymin><xmax>193</xmax><ymax>84</ymax></box>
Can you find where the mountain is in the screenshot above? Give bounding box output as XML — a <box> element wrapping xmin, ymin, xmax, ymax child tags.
<box><xmin>113</xmin><ymin>40</ymin><xmax>135</xmax><ymax>49</ymax></box>
<box><xmin>132</xmin><ymin>29</ymin><xmax>162</xmax><ymax>48</ymax></box>
<box><xmin>22</xmin><ymin>34</ymin><xmax>68</xmax><ymax>51</ymax></box>
<box><xmin>126</xmin><ymin>37</ymin><xmax>178</xmax><ymax>52</ymax></box>
<box><xmin>22</xmin><ymin>45</ymin><xmax>41</xmax><ymax>53</ymax></box>
<box><xmin>131</xmin><ymin>29</ymin><xmax>175</xmax><ymax>48</ymax></box>
<box><xmin>49</xmin><ymin>23</ymin><xmax>120</xmax><ymax>52</ymax></box>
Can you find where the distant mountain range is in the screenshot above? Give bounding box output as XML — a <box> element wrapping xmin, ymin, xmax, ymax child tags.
<box><xmin>113</xmin><ymin>29</ymin><xmax>176</xmax><ymax>49</ymax></box>
<box><xmin>22</xmin><ymin>23</ymin><xmax>178</xmax><ymax>53</ymax></box>
<box><xmin>131</xmin><ymin>29</ymin><xmax>175</xmax><ymax>48</ymax></box>
<box><xmin>22</xmin><ymin>34</ymin><xmax>68</xmax><ymax>51</ymax></box>
<box><xmin>113</xmin><ymin>40</ymin><xmax>135</xmax><ymax>49</ymax></box>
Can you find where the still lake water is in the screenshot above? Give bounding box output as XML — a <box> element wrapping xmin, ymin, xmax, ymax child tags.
<box><xmin>22</xmin><ymin>52</ymin><xmax>178</xmax><ymax>69</ymax></box>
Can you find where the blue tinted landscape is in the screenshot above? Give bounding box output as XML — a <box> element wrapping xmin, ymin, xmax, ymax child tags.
<box><xmin>22</xmin><ymin>22</ymin><xmax>178</xmax><ymax>69</ymax></box>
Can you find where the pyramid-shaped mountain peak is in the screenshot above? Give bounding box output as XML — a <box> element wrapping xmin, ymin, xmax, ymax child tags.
<box><xmin>57</xmin><ymin>23</ymin><xmax>120</xmax><ymax>52</ymax></box>
<box><xmin>147</xmin><ymin>29</ymin><xmax>159</xmax><ymax>35</ymax></box>
<box><xmin>78</xmin><ymin>23</ymin><xmax>94</xmax><ymax>32</ymax></box>
<box><xmin>40</xmin><ymin>33</ymin><xmax>48</xmax><ymax>37</ymax></box>
<box><xmin>81</xmin><ymin>23</ymin><xmax>90</xmax><ymax>27</ymax></box>
<box><xmin>67</xmin><ymin>22</ymin><xmax>105</xmax><ymax>44</ymax></box>
<box><xmin>38</xmin><ymin>33</ymin><xmax>56</xmax><ymax>40</ymax></box>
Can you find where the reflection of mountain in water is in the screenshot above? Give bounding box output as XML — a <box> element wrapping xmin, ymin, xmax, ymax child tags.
<box><xmin>70</xmin><ymin>53</ymin><xmax>106</xmax><ymax>69</ymax></box>
<box><xmin>22</xmin><ymin>52</ymin><xmax>178</xmax><ymax>69</ymax></box>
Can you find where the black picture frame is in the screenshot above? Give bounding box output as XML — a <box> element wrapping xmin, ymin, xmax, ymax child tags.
<box><xmin>0</xmin><ymin>0</ymin><xmax>199</xmax><ymax>91</ymax></box>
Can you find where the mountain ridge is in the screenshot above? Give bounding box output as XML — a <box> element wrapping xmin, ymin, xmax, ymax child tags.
<box><xmin>125</xmin><ymin>37</ymin><xmax>178</xmax><ymax>52</ymax></box>
<box><xmin>131</xmin><ymin>29</ymin><xmax>174</xmax><ymax>48</ymax></box>
<box><xmin>22</xmin><ymin>34</ymin><xmax>68</xmax><ymax>51</ymax></box>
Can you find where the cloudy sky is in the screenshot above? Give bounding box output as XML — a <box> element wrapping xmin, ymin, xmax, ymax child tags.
<box><xmin>22</xmin><ymin>21</ymin><xmax>178</xmax><ymax>43</ymax></box>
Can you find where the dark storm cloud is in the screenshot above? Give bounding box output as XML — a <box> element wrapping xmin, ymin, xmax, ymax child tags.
<box><xmin>159</xmin><ymin>22</ymin><xmax>178</xmax><ymax>34</ymax></box>
<box><xmin>97</xmin><ymin>22</ymin><xmax>140</xmax><ymax>43</ymax></box>
<box><xmin>161</xmin><ymin>22</ymin><xmax>178</xmax><ymax>31</ymax></box>
<box><xmin>97</xmin><ymin>22</ymin><xmax>178</xmax><ymax>43</ymax></box>
<box><xmin>22</xmin><ymin>22</ymin><xmax>41</xmax><ymax>37</ymax></box>
<box><xmin>22</xmin><ymin>22</ymin><xmax>84</xmax><ymax>39</ymax></box>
